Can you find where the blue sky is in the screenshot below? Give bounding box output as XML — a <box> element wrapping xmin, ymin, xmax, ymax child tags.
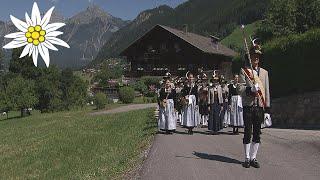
<box><xmin>0</xmin><ymin>0</ymin><xmax>188</xmax><ymax>21</ymax></box>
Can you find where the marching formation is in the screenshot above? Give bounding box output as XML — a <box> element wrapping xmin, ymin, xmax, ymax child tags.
<box><xmin>156</xmin><ymin>41</ymin><xmax>270</xmax><ymax>169</ymax></box>
<box><xmin>157</xmin><ymin>70</ymin><xmax>244</xmax><ymax>136</ymax></box>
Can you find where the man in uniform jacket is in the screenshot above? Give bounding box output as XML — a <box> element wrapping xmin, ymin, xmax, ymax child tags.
<box><xmin>239</xmin><ymin>44</ymin><xmax>270</xmax><ymax>168</ymax></box>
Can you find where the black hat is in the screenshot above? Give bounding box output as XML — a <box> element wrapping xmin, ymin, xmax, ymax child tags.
<box><xmin>163</xmin><ymin>72</ymin><xmax>171</xmax><ymax>80</ymax></box>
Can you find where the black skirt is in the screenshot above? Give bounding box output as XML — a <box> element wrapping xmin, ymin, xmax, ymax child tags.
<box><xmin>208</xmin><ymin>103</ymin><xmax>223</xmax><ymax>132</ymax></box>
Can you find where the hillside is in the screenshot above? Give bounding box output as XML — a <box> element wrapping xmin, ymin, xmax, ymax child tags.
<box><xmin>221</xmin><ymin>21</ymin><xmax>261</xmax><ymax>52</ymax></box>
<box><xmin>93</xmin><ymin>0</ymin><xmax>270</xmax><ymax>65</ymax></box>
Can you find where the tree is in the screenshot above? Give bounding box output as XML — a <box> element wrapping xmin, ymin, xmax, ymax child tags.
<box><xmin>36</xmin><ymin>66</ymin><xmax>62</xmax><ymax>112</ymax></box>
<box><xmin>94</xmin><ymin>92</ymin><xmax>107</xmax><ymax>110</ymax></box>
<box><xmin>258</xmin><ymin>0</ymin><xmax>320</xmax><ymax>39</ymax></box>
<box><xmin>0</xmin><ymin>49</ymin><xmax>4</xmax><ymax>73</ymax></box>
<box><xmin>295</xmin><ymin>0</ymin><xmax>320</xmax><ymax>33</ymax></box>
<box><xmin>93</xmin><ymin>63</ymin><xmax>123</xmax><ymax>88</ymax></box>
<box><xmin>6</xmin><ymin>76</ymin><xmax>38</xmax><ymax>117</ymax></box>
<box><xmin>260</xmin><ymin>0</ymin><xmax>297</xmax><ymax>38</ymax></box>
<box><xmin>0</xmin><ymin>90</ymin><xmax>13</xmax><ymax>119</ymax></box>
<box><xmin>9</xmin><ymin>48</ymin><xmax>41</xmax><ymax>80</ymax></box>
<box><xmin>60</xmin><ymin>69</ymin><xmax>88</xmax><ymax>110</ymax></box>
<box><xmin>119</xmin><ymin>87</ymin><xmax>135</xmax><ymax>104</ymax></box>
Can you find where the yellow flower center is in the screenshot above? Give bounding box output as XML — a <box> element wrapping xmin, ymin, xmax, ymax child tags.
<box><xmin>32</xmin><ymin>32</ymin><xmax>40</xmax><ymax>39</ymax></box>
<box><xmin>25</xmin><ymin>25</ymin><xmax>46</xmax><ymax>46</ymax></box>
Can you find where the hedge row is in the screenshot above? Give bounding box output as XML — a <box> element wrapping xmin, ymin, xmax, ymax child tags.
<box><xmin>263</xmin><ymin>28</ymin><xmax>320</xmax><ymax>98</ymax></box>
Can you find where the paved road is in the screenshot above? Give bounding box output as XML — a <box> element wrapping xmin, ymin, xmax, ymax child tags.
<box><xmin>140</xmin><ymin>126</ymin><xmax>320</xmax><ymax>180</ymax></box>
<box><xmin>90</xmin><ymin>103</ymin><xmax>158</xmax><ymax>116</ymax></box>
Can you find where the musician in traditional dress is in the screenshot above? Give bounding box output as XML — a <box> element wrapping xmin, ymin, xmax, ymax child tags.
<box><xmin>181</xmin><ymin>72</ymin><xmax>198</xmax><ymax>135</ymax></box>
<box><xmin>175</xmin><ymin>80</ymin><xmax>184</xmax><ymax>124</ymax></box>
<box><xmin>228</xmin><ymin>74</ymin><xmax>244</xmax><ymax>134</ymax></box>
<box><xmin>207</xmin><ymin>72</ymin><xmax>224</xmax><ymax>135</ymax></box>
<box><xmin>198</xmin><ymin>74</ymin><xmax>209</xmax><ymax>127</ymax></box>
<box><xmin>220</xmin><ymin>76</ymin><xmax>229</xmax><ymax>128</ymax></box>
<box><xmin>158</xmin><ymin>77</ymin><xmax>177</xmax><ymax>134</ymax></box>
<box><xmin>239</xmin><ymin>43</ymin><xmax>270</xmax><ymax>168</ymax></box>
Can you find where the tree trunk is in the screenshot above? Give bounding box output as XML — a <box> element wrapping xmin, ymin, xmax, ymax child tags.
<box><xmin>20</xmin><ymin>108</ymin><xmax>24</xmax><ymax>117</ymax></box>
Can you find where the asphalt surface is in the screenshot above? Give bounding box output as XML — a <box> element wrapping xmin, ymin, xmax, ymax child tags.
<box><xmin>140</xmin><ymin>126</ymin><xmax>320</xmax><ymax>180</ymax></box>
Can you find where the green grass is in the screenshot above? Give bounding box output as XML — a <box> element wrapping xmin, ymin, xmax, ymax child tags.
<box><xmin>0</xmin><ymin>107</ymin><xmax>157</xmax><ymax>179</ymax></box>
<box><xmin>133</xmin><ymin>96</ymin><xmax>157</xmax><ymax>104</ymax></box>
<box><xmin>221</xmin><ymin>21</ymin><xmax>261</xmax><ymax>51</ymax></box>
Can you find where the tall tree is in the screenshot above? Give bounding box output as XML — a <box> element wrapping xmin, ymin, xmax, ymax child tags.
<box><xmin>296</xmin><ymin>0</ymin><xmax>320</xmax><ymax>33</ymax></box>
<box><xmin>9</xmin><ymin>48</ymin><xmax>41</xmax><ymax>80</ymax></box>
<box><xmin>60</xmin><ymin>69</ymin><xmax>87</xmax><ymax>110</ymax></box>
<box><xmin>6</xmin><ymin>76</ymin><xmax>38</xmax><ymax>117</ymax></box>
<box><xmin>36</xmin><ymin>65</ymin><xmax>63</xmax><ymax>112</ymax></box>
<box><xmin>258</xmin><ymin>0</ymin><xmax>320</xmax><ymax>39</ymax></box>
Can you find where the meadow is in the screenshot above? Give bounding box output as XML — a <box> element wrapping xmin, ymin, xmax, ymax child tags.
<box><xmin>0</xmin><ymin>107</ymin><xmax>157</xmax><ymax>179</ymax></box>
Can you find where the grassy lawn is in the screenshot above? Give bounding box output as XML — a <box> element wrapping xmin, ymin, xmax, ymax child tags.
<box><xmin>0</xmin><ymin>107</ymin><xmax>157</xmax><ymax>179</ymax></box>
<box><xmin>133</xmin><ymin>96</ymin><xmax>157</xmax><ymax>104</ymax></box>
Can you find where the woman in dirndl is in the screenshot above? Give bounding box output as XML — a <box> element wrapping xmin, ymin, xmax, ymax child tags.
<box><xmin>207</xmin><ymin>73</ymin><xmax>224</xmax><ymax>135</ymax></box>
<box><xmin>228</xmin><ymin>74</ymin><xmax>244</xmax><ymax>135</ymax></box>
<box><xmin>181</xmin><ymin>72</ymin><xmax>198</xmax><ymax>135</ymax></box>
<box><xmin>158</xmin><ymin>78</ymin><xmax>177</xmax><ymax>134</ymax></box>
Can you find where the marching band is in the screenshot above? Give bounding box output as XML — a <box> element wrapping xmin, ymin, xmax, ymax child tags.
<box><xmin>156</xmin><ymin>33</ymin><xmax>270</xmax><ymax>169</ymax></box>
<box><xmin>157</xmin><ymin>69</ymin><xmax>242</xmax><ymax>135</ymax></box>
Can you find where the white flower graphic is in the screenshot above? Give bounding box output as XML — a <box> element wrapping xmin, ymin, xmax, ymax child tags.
<box><xmin>3</xmin><ymin>2</ymin><xmax>70</xmax><ymax>67</ymax></box>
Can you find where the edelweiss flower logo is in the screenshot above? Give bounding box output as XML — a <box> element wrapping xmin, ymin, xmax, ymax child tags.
<box><xmin>3</xmin><ymin>2</ymin><xmax>70</xmax><ymax>67</ymax></box>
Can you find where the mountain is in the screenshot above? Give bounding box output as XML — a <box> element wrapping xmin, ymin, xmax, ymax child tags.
<box><xmin>93</xmin><ymin>0</ymin><xmax>270</xmax><ymax>65</ymax></box>
<box><xmin>0</xmin><ymin>5</ymin><xmax>129</xmax><ymax>69</ymax></box>
<box><xmin>52</xmin><ymin>5</ymin><xmax>129</xmax><ymax>69</ymax></box>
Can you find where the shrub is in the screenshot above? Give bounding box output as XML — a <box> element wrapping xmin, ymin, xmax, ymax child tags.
<box><xmin>94</xmin><ymin>92</ymin><xmax>107</xmax><ymax>110</ymax></box>
<box><xmin>263</xmin><ymin>28</ymin><xmax>320</xmax><ymax>97</ymax></box>
<box><xmin>119</xmin><ymin>87</ymin><xmax>135</xmax><ymax>104</ymax></box>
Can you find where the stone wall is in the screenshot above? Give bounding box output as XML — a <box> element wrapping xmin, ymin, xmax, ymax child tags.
<box><xmin>271</xmin><ymin>91</ymin><xmax>320</xmax><ymax>129</ymax></box>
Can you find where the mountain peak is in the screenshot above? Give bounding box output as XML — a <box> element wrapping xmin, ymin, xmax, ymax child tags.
<box><xmin>68</xmin><ymin>5</ymin><xmax>112</xmax><ymax>24</ymax></box>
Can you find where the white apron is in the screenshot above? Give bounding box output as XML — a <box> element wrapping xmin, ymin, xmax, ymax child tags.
<box><xmin>158</xmin><ymin>99</ymin><xmax>176</xmax><ymax>130</ymax></box>
<box><xmin>182</xmin><ymin>95</ymin><xmax>198</xmax><ymax>127</ymax></box>
<box><xmin>229</xmin><ymin>95</ymin><xmax>244</xmax><ymax>127</ymax></box>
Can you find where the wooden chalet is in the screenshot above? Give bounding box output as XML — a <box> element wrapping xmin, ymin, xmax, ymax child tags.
<box><xmin>120</xmin><ymin>24</ymin><xmax>237</xmax><ymax>78</ymax></box>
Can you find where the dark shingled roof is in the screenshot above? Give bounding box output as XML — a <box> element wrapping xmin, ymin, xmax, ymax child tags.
<box><xmin>121</xmin><ymin>24</ymin><xmax>237</xmax><ymax>57</ymax></box>
<box><xmin>158</xmin><ymin>25</ymin><xmax>237</xmax><ymax>57</ymax></box>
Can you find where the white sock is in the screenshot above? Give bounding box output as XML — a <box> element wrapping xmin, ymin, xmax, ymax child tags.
<box><xmin>244</xmin><ymin>143</ymin><xmax>251</xmax><ymax>159</ymax></box>
<box><xmin>250</xmin><ymin>143</ymin><xmax>260</xmax><ymax>160</ymax></box>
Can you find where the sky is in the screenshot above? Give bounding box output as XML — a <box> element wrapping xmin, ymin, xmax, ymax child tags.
<box><xmin>0</xmin><ymin>0</ymin><xmax>188</xmax><ymax>21</ymax></box>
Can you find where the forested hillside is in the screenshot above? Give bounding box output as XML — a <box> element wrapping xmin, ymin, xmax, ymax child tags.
<box><xmin>93</xmin><ymin>0</ymin><xmax>270</xmax><ymax>65</ymax></box>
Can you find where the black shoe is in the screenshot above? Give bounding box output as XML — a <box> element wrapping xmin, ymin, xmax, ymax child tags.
<box><xmin>243</xmin><ymin>158</ymin><xmax>250</xmax><ymax>168</ymax></box>
<box><xmin>250</xmin><ymin>159</ymin><xmax>260</xmax><ymax>168</ymax></box>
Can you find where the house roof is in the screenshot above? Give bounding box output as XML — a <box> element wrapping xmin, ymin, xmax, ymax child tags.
<box><xmin>120</xmin><ymin>24</ymin><xmax>237</xmax><ymax>57</ymax></box>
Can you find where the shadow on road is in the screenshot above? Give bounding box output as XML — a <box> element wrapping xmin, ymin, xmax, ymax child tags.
<box><xmin>193</xmin><ymin>152</ymin><xmax>242</xmax><ymax>164</ymax></box>
<box><xmin>176</xmin><ymin>152</ymin><xmax>242</xmax><ymax>165</ymax></box>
